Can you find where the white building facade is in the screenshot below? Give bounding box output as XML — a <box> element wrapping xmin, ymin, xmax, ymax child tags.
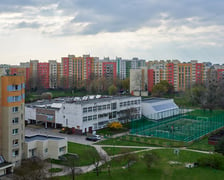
<box><xmin>25</xmin><ymin>96</ymin><xmax>141</xmax><ymax>134</ymax></box>
<box><xmin>142</xmin><ymin>98</ymin><xmax>179</xmax><ymax>120</ymax></box>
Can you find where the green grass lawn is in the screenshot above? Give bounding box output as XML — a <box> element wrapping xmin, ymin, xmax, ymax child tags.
<box><xmin>97</xmin><ymin>135</ymin><xmax>215</xmax><ymax>152</ymax></box>
<box><xmin>55</xmin><ymin>149</ymin><xmax>224</xmax><ymax>180</ymax></box>
<box><xmin>68</xmin><ymin>142</ymin><xmax>100</xmax><ymax>166</ymax></box>
<box><xmin>188</xmin><ymin>137</ymin><xmax>214</xmax><ymax>151</ymax></box>
<box><xmin>102</xmin><ymin>147</ymin><xmax>146</xmax><ymax>156</ymax></box>
<box><xmin>96</xmin><ymin>135</ymin><xmax>185</xmax><ymax>147</ymax></box>
<box><xmin>187</xmin><ymin>109</ymin><xmax>224</xmax><ymax>118</ymax></box>
<box><xmin>96</xmin><ymin>136</ymin><xmax>152</xmax><ymax>146</ymax></box>
<box><xmin>51</xmin><ymin>142</ymin><xmax>100</xmax><ymax>166</ymax></box>
<box><xmin>48</xmin><ymin>168</ymin><xmax>63</xmax><ymax>173</ymax></box>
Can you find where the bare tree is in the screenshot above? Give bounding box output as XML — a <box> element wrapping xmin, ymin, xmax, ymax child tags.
<box><xmin>59</xmin><ymin>154</ymin><xmax>80</xmax><ymax>180</ymax></box>
<box><xmin>13</xmin><ymin>157</ymin><xmax>47</xmax><ymax>180</ymax></box>
<box><xmin>86</xmin><ymin>148</ymin><xmax>105</xmax><ymax>177</ymax></box>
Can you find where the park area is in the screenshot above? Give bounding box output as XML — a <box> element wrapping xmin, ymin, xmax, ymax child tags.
<box><xmin>54</xmin><ymin>149</ymin><xmax>224</xmax><ymax>180</ymax></box>
<box><xmin>130</xmin><ymin>109</ymin><xmax>224</xmax><ymax>142</ymax></box>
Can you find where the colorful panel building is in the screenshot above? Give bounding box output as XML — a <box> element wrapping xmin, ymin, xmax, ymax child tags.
<box><xmin>0</xmin><ymin>75</ymin><xmax>25</xmax><ymax>167</ymax></box>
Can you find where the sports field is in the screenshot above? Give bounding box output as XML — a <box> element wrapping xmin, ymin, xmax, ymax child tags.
<box><xmin>130</xmin><ymin>110</ymin><xmax>224</xmax><ymax>142</ymax></box>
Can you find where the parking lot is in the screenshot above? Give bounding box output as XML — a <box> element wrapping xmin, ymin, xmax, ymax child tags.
<box><xmin>25</xmin><ymin>125</ymin><xmax>97</xmax><ymax>145</ymax></box>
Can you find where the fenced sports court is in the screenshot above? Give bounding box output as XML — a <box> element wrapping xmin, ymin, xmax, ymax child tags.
<box><xmin>130</xmin><ymin>109</ymin><xmax>224</xmax><ymax>142</ymax></box>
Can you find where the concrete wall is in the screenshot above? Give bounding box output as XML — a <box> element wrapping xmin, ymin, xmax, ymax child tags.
<box><xmin>24</xmin><ymin>137</ymin><xmax>67</xmax><ymax>160</ymax></box>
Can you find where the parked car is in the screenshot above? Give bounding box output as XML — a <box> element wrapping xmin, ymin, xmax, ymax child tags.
<box><xmin>86</xmin><ymin>135</ymin><xmax>101</xmax><ymax>141</ymax></box>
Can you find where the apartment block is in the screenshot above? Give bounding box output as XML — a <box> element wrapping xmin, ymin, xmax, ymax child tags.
<box><xmin>0</xmin><ymin>75</ymin><xmax>25</xmax><ymax>168</ymax></box>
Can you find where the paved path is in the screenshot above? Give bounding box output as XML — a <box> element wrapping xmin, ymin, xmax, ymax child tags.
<box><xmin>25</xmin><ymin>126</ymin><xmax>213</xmax><ymax>178</ymax></box>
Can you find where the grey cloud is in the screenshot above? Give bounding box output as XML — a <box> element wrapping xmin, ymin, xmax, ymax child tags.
<box><xmin>58</xmin><ymin>0</ymin><xmax>224</xmax><ymax>35</ymax></box>
<box><xmin>2</xmin><ymin>0</ymin><xmax>224</xmax><ymax>36</ymax></box>
<box><xmin>15</xmin><ymin>21</ymin><xmax>41</xmax><ymax>29</ymax></box>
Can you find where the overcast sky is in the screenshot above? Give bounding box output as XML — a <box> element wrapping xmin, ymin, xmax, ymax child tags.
<box><xmin>1</xmin><ymin>0</ymin><xmax>224</xmax><ymax>65</ymax></box>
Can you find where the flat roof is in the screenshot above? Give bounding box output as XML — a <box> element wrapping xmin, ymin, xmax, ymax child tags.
<box><xmin>0</xmin><ymin>162</ymin><xmax>12</xmax><ymax>168</ymax></box>
<box><xmin>25</xmin><ymin>135</ymin><xmax>64</xmax><ymax>142</ymax></box>
<box><xmin>142</xmin><ymin>98</ymin><xmax>170</xmax><ymax>103</ymax></box>
<box><xmin>26</xmin><ymin>95</ymin><xmax>140</xmax><ymax>108</ymax></box>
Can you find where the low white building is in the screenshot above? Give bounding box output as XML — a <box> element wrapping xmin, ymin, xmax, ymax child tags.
<box><xmin>24</xmin><ymin>135</ymin><xmax>67</xmax><ymax>160</ymax></box>
<box><xmin>142</xmin><ymin>98</ymin><xmax>179</xmax><ymax>120</ymax></box>
<box><xmin>25</xmin><ymin>95</ymin><xmax>141</xmax><ymax>134</ymax></box>
<box><xmin>0</xmin><ymin>156</ymin><xmax>13</xmax><ymax>177</ymax></box>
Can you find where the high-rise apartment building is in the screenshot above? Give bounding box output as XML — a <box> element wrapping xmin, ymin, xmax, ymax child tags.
<box><xmin>37</xmin><ymin>62</ymin><xmax>50</xmax><ymax>89</ymax></box>
<box><xmin>0</xmin><ymin>75</ymin><xmax>25</xmax><ymax>169</ymax></box>
<box><xmin>30</xmin><ymin>60</ymin><xmax>39</xmax><ymax>89</ymax></box>
<box><xmin>49</xmin><ymin>60</ymin><xmax>58</xmax><ymax>89</ymax></box>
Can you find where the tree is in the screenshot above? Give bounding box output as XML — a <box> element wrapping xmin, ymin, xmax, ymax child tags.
<box><xmin>41</xmin><ymin>92</ymin><xmax>53</xmax><ymax>100</ymax></box>
<box><xmin>122</xmin><ymin>152</ymin><xmax>138</xmax><ymax>170</ymax></box>
<box><xmin>215</xmin><ymin>136</ymin><xmax>224</xmax><ymax>155</ymax></box>
<box><xmin>216</xmin><ymin>80</ymin><xmax>224</xmax><ymax>109</ymax></box>
<box><xmin>108</xmin><ymin>85</ymin><xmax>117</xmax><ymax>95</ymax></box>
<box><xmin>122</xmin><ymin>78</ymin><xmax>130</xmax><ymax>92</ymax></box>
<box><xmin>152</xmin><ymin>80</ymin><xmax>174</xmax><ymax>97</ymax></box>
<box><xmin>59</xmin><ymin>154</ymin><xmax>81</xmax><ymax>180</ymax></box>
<box><xmin>13</xmin><ymin>157</ymin><xmax>47</xmax><ymax>180</ymax></box>
<box><xmin>86</xmin><ymin>149</ymin><xmax>102</xmax><ymax>176</ymax></box>
<box><xmin>189</xmin><ymin>83</ymin><xmax>206</xmax><ymax>106</ymax></box>
<box><xmin>143</xmin><ymin>151</ymin><xmax>159</xmax><ymax>170</ymax></box>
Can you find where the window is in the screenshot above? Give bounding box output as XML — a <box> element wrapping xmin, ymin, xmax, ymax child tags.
<box><xmin>83</xmin><ymin>108</ymin><xmax>87</xmax><ymax>113</ymax></box>
<box><xmin>12</xmin><ymin>117</ymin><xmax>19</xmax><ymax>124</ymax></box>
<box><xmin>107</xmin><ymin>104</ymin><xmax>110</xmax><ymax>109</ymax></box>
<box><xmin>103</xmin><ymin>105</ymin><xmax>107</xmax><ymax>110</ymax></box>
<box><xmin>93</xmin><ymin>115</ymin><xmax>97</xmax><ymax>120</ymax></box>
<box><xmin>45</xmin><ymin>148</ymin><xmax>48</xmax><ymax>153</ymax></box>
<box><xmin>111</xmin><ymin>103</ymin><xmax>117</xmax><ymax>110</ymax></box>
<box><xmin>7</xmin><ymin>96</ymin><xmax>21</xmax><ymax>103</ymax></box>
<box><xmin>59</xmin><ymin>147</ymin><xmax>66</xmax><ymax>152</ymax></box>
<box><xmin>97</xmin><ymin>106</ymin><xmax>102</xmax><ymax>111</ymax></box>
<box><xmin>12</xmin><ymin>129</ymin><xmax>18</xmax><ymax>135</ymax></box>
<box><xmin>88</xmin><ymin>116</ymin><xmax>92</xmax><ymax>121</ymax></box>
<box><xmin>88</xmin><ymin>107</ymin><xmax>92</xmax><ymax>112</ymax></box>
<box><xmin>83</xmin><ymin>116</ymin><xmax>87</xmax><ymax>122</ymax></box>
<box><xmin>12</xmin><ymin>107</ymin><xmax>19</xmax><ymax>113</ymax></box>
<box><xmin>12</xmin><ymin>150</ymin><xmax>19</xmax><ymax>157</ymax></box>
<box><xmin>13</xmin><ymin>139</ymin><xmax>19</xmax><ymax>146</ymax></box>
<box><xmin>7</xmin><ymin>85</ymin><xmax>21</xmax><ymax>91</ymax></box>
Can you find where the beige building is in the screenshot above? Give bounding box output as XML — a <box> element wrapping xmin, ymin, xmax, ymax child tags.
<box><xmin>24</xmin><ymin>135</ymin><xmax>67</xmax><ymax>160</ymax></box>
<box><xmin>0</xmin><ymin>75</ymin><xmax>25</xmax><ymax>176</ymax></box>
<box><xmin>130</xmin><ymin>67</ymin><xmax>148</xmax><ymax>96</ymax></box>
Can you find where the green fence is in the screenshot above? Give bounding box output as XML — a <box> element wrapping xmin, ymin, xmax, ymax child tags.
<box><xmin>130</xmin><ymin>109</ymin><xmax>224</xmax><ymax>142</ymax></box>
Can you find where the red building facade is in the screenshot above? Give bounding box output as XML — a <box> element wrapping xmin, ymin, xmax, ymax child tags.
<box><xmin>102</xmin><ymin>62</ymin><xmax>117</xmax><ymax>79</ymax></box>
<box><xmin>37</xmin><ymin>63</ymin><xmax>50</xmax><ymax>89</ymax></box>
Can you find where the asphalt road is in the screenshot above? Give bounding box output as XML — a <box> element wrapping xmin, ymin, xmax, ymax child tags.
<box><xmin>25</xmin><ymin>126</ymin><xmax>96</xmax><ymax>145</ymax></box>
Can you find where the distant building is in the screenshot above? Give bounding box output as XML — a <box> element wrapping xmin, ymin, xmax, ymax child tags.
<box><xmin>130</xmin><ymin>67</ymin><xmax>148</xmax><ymax>96</ymax></box>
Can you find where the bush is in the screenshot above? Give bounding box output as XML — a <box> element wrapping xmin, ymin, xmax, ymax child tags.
<box><xmin>144</xmin><ymin>151</ymin><xmax>159</xmax><ymax>170</ymax></box>
<box><xmin>197</xmin><ymin>154</ymin><xmax>224</xmax><ymax>170</ymax></box>
<box><xmin>215</xmin><ymin>136</ymin><xmax>224</xmax><ymax>155</ymax></box>
<box><xmin>107</xmin><ymin>122</ymin><xmax>123</xmax><ymax>130</ymax></box>
<box><xmin>48</xmin><ymin>168</ymin><xmax>62</xmax><ymax>173</ymax></box>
